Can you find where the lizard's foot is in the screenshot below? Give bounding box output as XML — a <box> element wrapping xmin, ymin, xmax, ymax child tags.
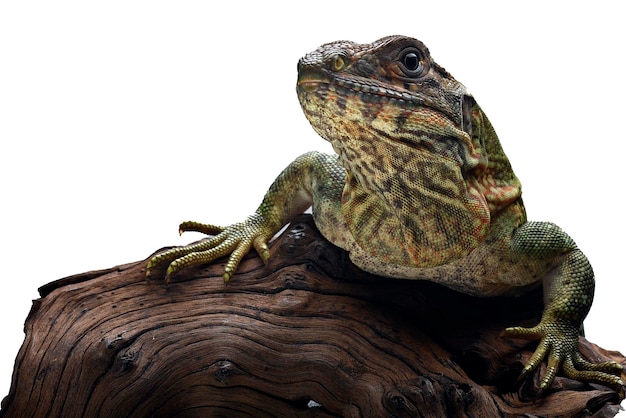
<box><xmin>503</xmin><ymin>320</ymin><xmax>624</xmax><ymax>394</ymax></box>
<box><xmin>146</xmin><ymin>214</ymin><xmax>272</xmax><ymax>284</ymax></box>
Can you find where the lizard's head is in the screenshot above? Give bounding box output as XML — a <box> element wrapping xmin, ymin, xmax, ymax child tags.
<box><xmin>296</xmin><ymin>35</ymin><xmax>478</xmax><ymax>167</ymax></box>
<box><xmin>296</xmin><ymin>35</ymin><xmax>521</xmax><ymax>218</ymax></box>
<box><xmin>297</xmin><ymin>36</ymin><xmax>469</xmax><ymax>129</ymax></box>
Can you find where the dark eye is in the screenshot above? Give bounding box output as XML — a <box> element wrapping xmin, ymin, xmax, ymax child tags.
<box><xmin>400</xmin><ymin>50</ymin><xmax>423</xmax><ymax>76</ymax></box>
<box><xmin>403</xmin><ymin>53</ymin><xmax>419</xmax><ymax>70</ymax></box>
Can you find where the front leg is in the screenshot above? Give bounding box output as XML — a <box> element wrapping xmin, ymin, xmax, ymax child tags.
<box><xmin>146</xmin><ymin>151</ymin><xmax>345</xmax><ymax>283</ymax></box>
<box><xmin>503</xmin><ymin>222</ymin><xmax>624</xmax><ymax>393</ymax></box>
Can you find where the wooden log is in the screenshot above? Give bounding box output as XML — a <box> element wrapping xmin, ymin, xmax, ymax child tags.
<box><xmin>1</xmin><ymin>214</ymin><xmax>624</xmax><ymax>417</ymax></box>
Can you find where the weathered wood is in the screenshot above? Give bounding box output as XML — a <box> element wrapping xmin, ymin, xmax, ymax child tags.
<box><xmin>1</xmin><ymin>214</ymin><xmax>624</xmax><ymax>417</ymax></box>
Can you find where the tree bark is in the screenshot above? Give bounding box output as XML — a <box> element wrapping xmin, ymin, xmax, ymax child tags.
<box><xmin>1</xmin><ymin>214</ymin><xmax>624</xmax><ymax>417</ymax></box>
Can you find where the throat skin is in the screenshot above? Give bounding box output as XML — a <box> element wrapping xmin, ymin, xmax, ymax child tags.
<box><xmin>297</xmin><ymin>68</ymin><xmax>522</xmax><ymax>268</ymax></box>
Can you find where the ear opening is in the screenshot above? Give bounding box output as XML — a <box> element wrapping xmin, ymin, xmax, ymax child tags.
<box><xmin>461</xmin><ymin>94</ymin><xmax>476</xmax><ymax>135</ymax></box>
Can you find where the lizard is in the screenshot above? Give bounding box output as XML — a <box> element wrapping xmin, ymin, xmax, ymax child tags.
<box><xmin>146</xmin><ymin>35</ymin><xmax>624</xmax><ymax>394</ymax></box>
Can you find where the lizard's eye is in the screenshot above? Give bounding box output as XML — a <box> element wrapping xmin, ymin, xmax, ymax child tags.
<box><xmin>330</xmin><ymin>55</ymin><xmax>346</xmax><ymax>72</ymax></box>
<box><xmin>399</xmin><ymin>49</ymin><xmax>424</xmax><ymax>77</ymax></box>
<box><xmin>403</xmin><ymin>53</ymin><xmax>420</xmax><ymax>70</ymax></box>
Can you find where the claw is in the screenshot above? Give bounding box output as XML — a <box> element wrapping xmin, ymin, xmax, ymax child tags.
<box><xmin>145</xmin><ymin>259</ymin><xmax>159</xmax><ymax>279</ymax></box>
<box><xmin>518</xmin><ymin>364</ymin><xmax>533</xmax><ymax>381</ymax></box>
<box><xmin>253</xmin><ymin>237</ymin><xmax>271</xmax><ymax>265</ymax></box>
<box><xmin>259</xmin><ymin>248</ymin><xmax>270</xmax><ymax>265</ymax></box>
<box><xmin>504</xmin><ymin>320</ymin><xmax>625</xmax><ymax>393</ymax></box>
<box><xmin>223</xmin><ymin>271</ymin><xmax>232</xmax><ymax>285</ymax></box>
<box><xmin>164</xmin><ymin>265</ymin><xmax>175</xmax><ymax>285</ymax></box>
<box><xmin>148</xmin><ymin>213</ymin><xmax>276</xmax><ymax>283</ymax></box>
<box><xmin>179</xmin><ymin>221</ymin><xmax>225</xmax><ymax>236</ymax></box>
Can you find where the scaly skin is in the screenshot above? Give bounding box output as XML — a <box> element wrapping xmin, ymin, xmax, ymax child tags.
<box><xmin>146</xmin><ymin>36</ymin><xmax>624</xmax><ymax>394</ymax></box>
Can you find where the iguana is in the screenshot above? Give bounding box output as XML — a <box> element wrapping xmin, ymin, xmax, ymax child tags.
<box><xmin>146</xmin><ymin>35</ymin><xmax>624</xmax><ymax>394</ymax></box>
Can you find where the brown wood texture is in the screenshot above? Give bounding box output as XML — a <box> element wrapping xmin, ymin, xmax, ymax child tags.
<box><xmin>1</xmin><ymin>215</ymin><xmax>624</xmax><ymax>417</ymax></box>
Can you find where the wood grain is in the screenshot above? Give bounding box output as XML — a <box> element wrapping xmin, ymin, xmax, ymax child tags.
<box><xmin>1</xmin><ymin>215</ymin><xmax>623</xmax><ymax>417</ymax></box>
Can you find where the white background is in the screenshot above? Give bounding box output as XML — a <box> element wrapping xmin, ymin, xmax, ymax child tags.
<box><xmin>1</xmin><ymin>0</ymin><xmax>624</xmax><ymax>408</ymax></box>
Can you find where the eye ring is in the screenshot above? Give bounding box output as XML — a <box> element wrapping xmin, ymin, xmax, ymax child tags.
<box><xmin>399</xmin><ymin>49</ymin><xmax>424</xmax><ymax>77</ymax></box>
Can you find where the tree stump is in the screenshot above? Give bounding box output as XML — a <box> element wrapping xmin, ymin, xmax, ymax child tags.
<box><xmin>1</xmin><ymin>214</ymin><xmax>624</xmax><ymax>417</ymax></box>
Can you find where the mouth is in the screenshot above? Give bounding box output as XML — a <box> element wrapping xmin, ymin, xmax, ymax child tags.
<box><xmin>297</xmin><ymin>79</ymin><xmax>322</xmax><ymax>93</ymax></box>
<box><xmin>297</xmin><ymin>67</ymin><xmax>331</xmax><ymax>93</ymax></box>
<box><xmin>298</xmin><ymin>69</ymin><xmax>427</xmax><ymax>110</ymax></box>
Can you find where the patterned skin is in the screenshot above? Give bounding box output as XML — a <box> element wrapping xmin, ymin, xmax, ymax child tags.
<box><xmin>147</xmin><ymin>36</ymin><xmax>623</xmax><ymax>393</ymax></box>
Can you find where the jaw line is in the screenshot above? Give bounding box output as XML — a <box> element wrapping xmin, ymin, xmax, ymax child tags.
<box><xmin>297</xmin><ymin>79</ymin><xmax>323</xmax><ymax>93</ymax></box>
